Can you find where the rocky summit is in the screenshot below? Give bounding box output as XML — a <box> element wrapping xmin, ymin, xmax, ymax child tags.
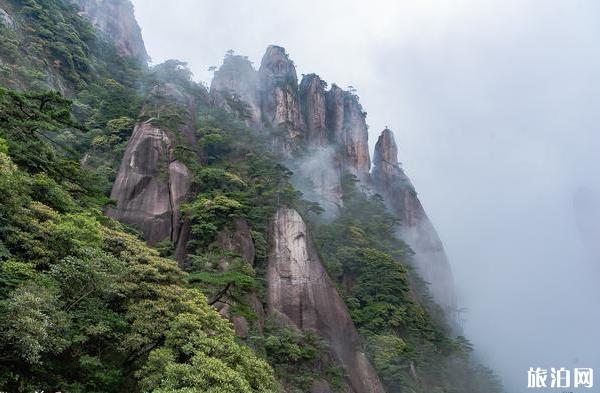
<box><xmin>0</xmin><ymin>1</ymin><xmax>503</xmax><ymax>392</ymax></box>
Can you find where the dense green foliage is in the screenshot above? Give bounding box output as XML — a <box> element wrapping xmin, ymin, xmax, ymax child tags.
<box><xmin>0</xmin><ymin>88</ymin><xmax>276</xmax><ymax>392</ymax></box>
<box><xmin>313</xmin><ymin>175</ymin><xmax>503</xmax><ymax>393</ymax></box>
<box><xmin>0</xmin><ymin>2</ymin><xmax>506</xmax><ymax>391</ymax></box>
<box><xmin>252</xmin><ymin>322</ymin><xmax>343</xmax><ymax>393</ymax></box>
<box><xmin>0</xmin><ymin>0</ymin><xmax>146</xmax><ymax>194</ymax></box>
<box><xmin>181</xmin><ymin>102</ymin><xmax>332</xmax><ymax>391</ymax></box>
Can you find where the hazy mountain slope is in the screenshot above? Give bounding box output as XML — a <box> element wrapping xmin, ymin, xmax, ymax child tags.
<box><xmin>0</xmin><ymin>1</ymin><xmax>504</xmax><ymax>392</ymax></box>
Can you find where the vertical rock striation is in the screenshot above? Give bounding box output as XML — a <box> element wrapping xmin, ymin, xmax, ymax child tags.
<box><xmin>326</xmin><ymin>84</ymin><xmax>371</xmax><ymax>179</ymax></box>
<box><xmin>371</xmin><ymin>129</ymin><xmax>457</xmax><ymax>313</ymax></box>
<box><xmin>107</xmin><ymin>83</ymin><xmax>195</xmax><ymax>248</ymax></box>
<box><xmin>299</xmin><ymin>74</ymin><xmax>328</xmax><ymax>147</ymax></box>
<box><xmin>258</xmin><ymin>45</ymin><xmax>305</xmax><ymax>154</ymax></box>
<box><xmin>73</xmin><ymin>0</ymin><xmax>148</xmax><ymax>61</ymax></box>
<box><xmin>268</xmin><ymin>208</ymin><xmax>385</xmax><ymax>393</ymax></box>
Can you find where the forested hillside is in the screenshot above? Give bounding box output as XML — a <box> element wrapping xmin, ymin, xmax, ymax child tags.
<box><xmin>0</xmin><ymin>1</ymin><xmax>504</xmax><ymax>392</ymax></box>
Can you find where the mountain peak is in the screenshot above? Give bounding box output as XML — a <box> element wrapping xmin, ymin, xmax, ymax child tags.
<box><xmin>374</xmin><ymin>128</ymin><xmax>399</xmax><ymax>172</ymax></box>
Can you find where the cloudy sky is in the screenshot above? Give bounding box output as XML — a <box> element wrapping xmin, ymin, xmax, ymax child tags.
<box><xmin>131</xmin><ymin>1</ymin><xmax>600</xmax><ymax>390</ymax></box>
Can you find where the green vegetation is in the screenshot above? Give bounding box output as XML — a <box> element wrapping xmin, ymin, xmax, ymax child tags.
<box><xmin>0</xmin><ymin>88</ymin><xmax>276</xmax><ymax>392</ymax></box>
<box><xmin>0</xmin><ymin>2</ymin><xmax>505</xmax><ymax>391</ymax></box>
<box><xmin>313</xmin><ymin>175</ymin><xmax>503</xmax><ymax>393</ymax></box>
<box><xmin>252</xmin><ymin>322</ymin><xmax>343</xmax><ymax>393</ymax></box>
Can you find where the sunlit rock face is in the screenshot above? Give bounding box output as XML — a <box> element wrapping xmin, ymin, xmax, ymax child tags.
<box><xmin>107</xmin><ymin>84</ymin><xmax>195</xmax><ymax>248</ymax></box>
<box><xmin>210</xmin><ymin>54</ymin><xmax>262</xmax><ymax>129</ymax></box>
<box><xmin>268</xmin><ymin>208</ymin><xmax>385</xmax><ymax>393</ymax></box>
<box><xmin>73</xmin><ymin>0</ymin><xmax>148</xmax><ymax>61</ymax></box>
<box><xmin>372</xmin><ymin>129</ymin><xmax>457</xmax><ymax>313</ymax></box>
<box><xmin>258</xmin><ymin>45</ymin><xmax>305</xmax><ymax>154</ymax></box>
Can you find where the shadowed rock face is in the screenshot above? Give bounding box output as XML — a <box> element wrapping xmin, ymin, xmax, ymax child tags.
<box><xmin>215</xmin><ymin>219</ymin><xmax>265</xmax><ymax>338</ymax></box>
<box><xmin>258</xmin><ymin>45</ymin><xmax>305</xmax><ymax>154</ymax></box>
<box><xmin>73</xmin><ymin>0</ymin><xmax>148</xmax><ymax>61</ymax></box>
<box><xmin>326</xmin><ymin>84</ymin><xmax>370</xmax><ymax>179</ymax></box>
<box><xmin>299</xmin><ymin>74</ymin><xmax>328</xmax><ymax>147</ymax></box>
<box><xmin>372</xmin><ymin>129</ymin><xmax>457</xmax><ymax>313</ymax></box>
<box><xmin>268</xmin><ymin>208</ymin><xmax>385</xmax><ymax>393</ymax></box>
<box><xmin>107</xmin><ymin>120</ymin><xmax>191</xmax><ymax>246</ymax></box>
<box><xmin>107</xmin><ymin>84</ymin><xmax>195</xmax><ymax>248</ymax></box>
<box><xmin>210</xmin><ymin>54</ymin><xmax>262</xmax><ymax>129</ymax></box>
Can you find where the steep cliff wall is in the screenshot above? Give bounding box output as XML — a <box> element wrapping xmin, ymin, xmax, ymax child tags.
<box><xmin>258</xmin><ymin>45</ymin><xmax>305</xmax><ymax>154</ymax></box>
<box><xmin>74</xmin><ymin>0</ymin><xmax>148</xmax><ymax>61</ymax></box>
<box><xmin>371</xmin><ymin>129</ymin><xmax>457</xmax><ymax>313</ymax></box>
<box><xmin>268</xmin><ymin>208</ymin><xmax>385</xmax><ymax>393</ymax></box>
<box><xmin>107</xmin><ymin>83</ymin><xmax>196</xmax><ymax>247</ymax></box>
<box><xmin>210</xmin><ymin>54</ymin><xmax>262</xmax><ymax>129</ymax></box>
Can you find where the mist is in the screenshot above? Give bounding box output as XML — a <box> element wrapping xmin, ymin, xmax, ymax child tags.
<box><xmin>130</xmin><ymin>1</ymin><xmax>600</xmax><ymax>391</ymax></box>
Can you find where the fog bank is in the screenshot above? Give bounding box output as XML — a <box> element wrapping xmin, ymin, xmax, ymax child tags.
<box><xmin>131</xmin><ymin>1</ymin><xmax>600</xmax><ymax>391</ymax></box>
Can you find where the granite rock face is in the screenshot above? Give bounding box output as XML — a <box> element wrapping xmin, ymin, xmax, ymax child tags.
<box><xmin>268</xmin><ymin>208</ymin><xmax>385</xmax><ymax>393</ymax></box>
<box><xmin>73</xmin><ymin>0</ymin><xmax>148</xmax><ymax>61</ymax></box>
<box><xmin>372</xmin><ymin>129</ymin><xmax>457</xmax><ymax>313</ymax></box>
<box><xmin>258</xmin><ymin>45</ymin><xmax>305</xmax><ymax>154</ymax></box>
<box><xmin>299</xmin><ymin>74</ymin><xmax>328</xmax><ymax>147</ymax></box>
<box><xmin>210</xmin><ymin>54</ymin><xmax>262</xmax><ymax>129</ymax></box>
<box><xmin>107</xmin><ymin>84</ymin><xmax>195</xmax><ymax>248</ymax></box>
<box><xmin>326</xmin><ymin>84</ymin><xmax>371</xmax><ymax>179</ymax></box>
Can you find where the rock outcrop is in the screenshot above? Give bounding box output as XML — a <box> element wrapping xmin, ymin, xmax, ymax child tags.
<box><xmin>258</xmin><ymin>45</ymin><xmax>305</xmax><ymax>154</ymax></box>
<box><xmin>210</xmin><ymin>54</ymin><xmax>262</xmax><ymax>129</ymax></box>
<box><xmin>326</xmin><ymin>84</ymin><xmax>371</xmax><ymax>179</ymax></box>
<box><xmin>372</xmin><ymin>129</ymin><xmax>457</xmax><ymax>313</ymax></box>
<box><xmin>299</xmin><ymin>74</ymin><xmax>328</xmax><ymax>147</ymax></box>
<box><xmin>268</xmin><ymin>208</ymin><xmax>385</xmax><ymax>393</ymax></box>
<box><xmin>107</xmin><ymin>83</ymin><xmax>195</xmax><ymax>248</ymax></box>
<box><xmin>73</xmin><ymin>0</ymin><xmax>148</xmax><ymax>61</ymax></box>
<box><xmin>0</xmin><ymin>7</ymin><xmax>14</xmax><ymax>30</ymax></box>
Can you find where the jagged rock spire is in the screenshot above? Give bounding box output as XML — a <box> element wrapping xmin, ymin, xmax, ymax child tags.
<box><xmin>258</xmin><ymin>45</ymin><xmax>305</xmax><ymax>153</ymax></box>
<box><xmin>372</xmin><ymin>128</ymin><xmax>457</xmax><ymax>314</ymax></box>
<box><xmin>325</xmin><ymin>84</ymin><xmax>370</xmax><ymax>178</ymax></box>
<box><xmin>299</xmin><ymin>74</ymin><xmax>328</xmax><ymax>146</ymax></box>
<box><xmin>373</xmin><ymin>128</ymin><xmax>398</xmax><ymax>173</ymax></box>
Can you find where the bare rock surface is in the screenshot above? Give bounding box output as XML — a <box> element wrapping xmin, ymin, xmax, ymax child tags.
<box><xmin>268</xmin><ymin>208</ymin><xmax>384</xmax><ymax>393</ymax></box>
<box><xmin>107</xmin><ymin>120</ymin><xmax>191</xmax><ymax>246</ymax></box>
<box><xmin>73</xmin><ymin>0</ymin><xmax>148</xmax><ymax>61</ymax></box>
<box><xmin>258</xmin><ymin>45</ymin><xmax>305</xmax><ymax>154</ymax></box>
<box><xmin>372</xmin><ymin>129</ymin><xmax>457</xmax><ymax>313</ymax></box>
<box><xmin>107</xmin><ymin>84</ymin><xmax>195</xmax><ymax>248</ymax></box>
<box><xmin>299</xmin><ymin>74</ymin><xmax>328</xmax><ymax>146</ymax></box>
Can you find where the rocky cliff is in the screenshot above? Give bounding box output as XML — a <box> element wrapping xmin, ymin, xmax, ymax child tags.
<box><xmin>268</xmin><ymin>208</ymin><xmax>385</xmax><ymax>393</ymax></box>
<box><xmin>372</xmin><ymin>129</ymin><xmax>457</xmax><ymax>313</ymax></box>
<box><xmin>109</xmin><ymin>44</ymin><xmax>460</xmax><ymax>392</ymax></box>
<box><xmin>258</xmin><ymin>45</ymin><xmax>306</xmax><ymax>154</ymax></box>
<box><xmin>73</xmin><ymin>0</ymin><xmax>148</xmax><ymax>61</ymax></box>
<box><xmin>107</xmin><ymin>83</ymin><xmax>196</xmax><ymax>247</ymax></box>
<box><xmin>210</xmin><ymin>54</ymin><xmax>262</xmax><ymax>129</ymax></box>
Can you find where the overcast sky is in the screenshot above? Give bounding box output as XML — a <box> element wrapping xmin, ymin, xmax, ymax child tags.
<box><xmin>131</xmin><ymin>1</ymin><xmax>600</xmax><ymax>391</ymax></box>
